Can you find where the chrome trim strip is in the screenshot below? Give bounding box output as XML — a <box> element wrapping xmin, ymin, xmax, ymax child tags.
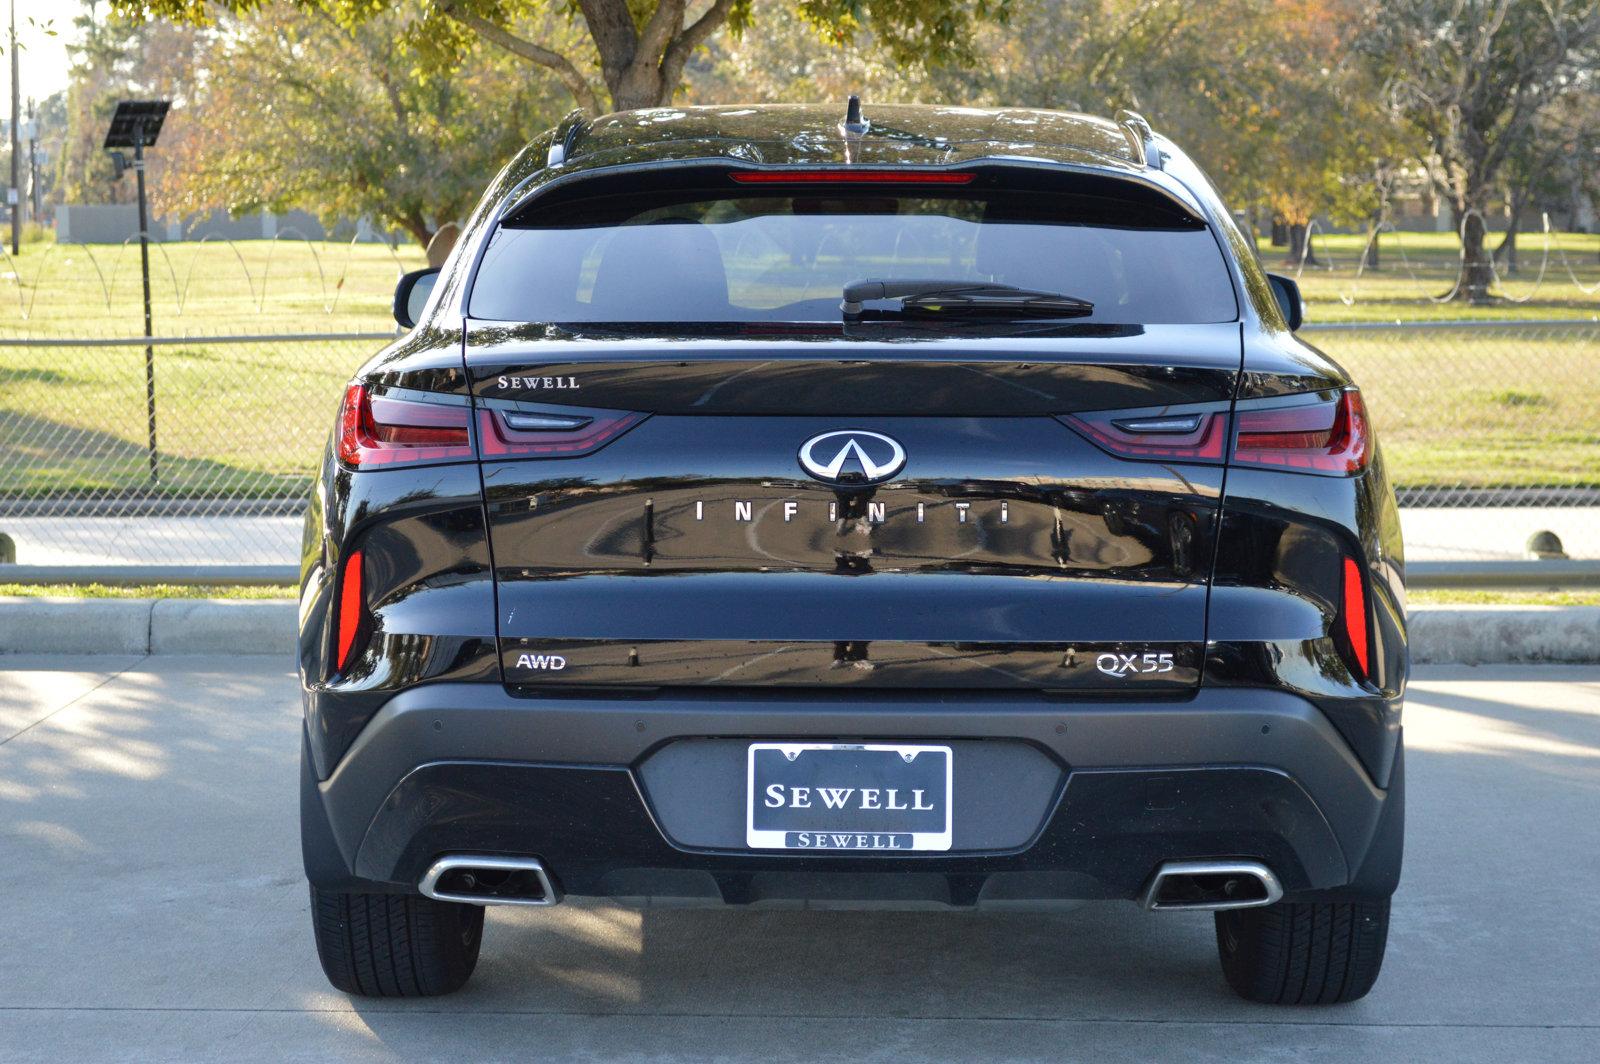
<box><xmin>1110</xmin><ymin>414</ymin><xmax>1205</xmax><ymax>435</ymax></box>
<box><xmin>503</xmin><ymin>412</ymin><xmax>593</xmax><ymax>432</ymax></box>
<box><xmin>418</xmin><ymin>856</ymin><xmax>562</xmax><ymax>907</ymax></box>
<box><xmin>1138</xmin><ymin>859</ymin><xmax>1284</xmax><ymax>912</ymax></box>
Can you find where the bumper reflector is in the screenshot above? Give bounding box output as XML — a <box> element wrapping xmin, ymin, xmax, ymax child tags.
<box><xmin>1342</xmin><ymin>556</ymin><xmax>1370</xmax><ymax>678</ymax></box>
<box><xmin>336</xmin><ymin>549</ymin><xmax>364</xmax><ymax>671</ymax></box>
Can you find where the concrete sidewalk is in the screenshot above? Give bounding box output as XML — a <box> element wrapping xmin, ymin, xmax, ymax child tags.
<box><xmin>1</xmin><ymin>658</ymin><xmax>1598</xmax><ymax>1062</ymax></box>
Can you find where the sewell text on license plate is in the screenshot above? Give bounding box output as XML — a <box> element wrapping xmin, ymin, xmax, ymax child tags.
<box><xmin>746</xmin><ymin>743</ymin><xmax>952</xmax><ymax>851</ymax></box>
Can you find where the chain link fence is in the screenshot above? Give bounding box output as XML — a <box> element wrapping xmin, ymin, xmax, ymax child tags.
<box><xmin>1306</xmin><ymin>320</ymin><xmax>1599</xmax><ymax>563</ymax></box>
<box><xmin>0</xmin><ymin>331</ymin><xmax>390</xmax><ymax>567</ymax></box>
<box><xmin>0</xmin><ymin>236</ymin><xmax>421</xmax><ymax>337</ymax></box>
<box><xmin>0</xmin><ymin>320</ymin><xmax>1595</xmax><ymax>570</ymax></box>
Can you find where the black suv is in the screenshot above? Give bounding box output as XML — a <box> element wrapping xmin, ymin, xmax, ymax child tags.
<box><xmin>299</xmin><ymin>101</ymin><xmax>1405</xmax><ymax>1004</ymax></box>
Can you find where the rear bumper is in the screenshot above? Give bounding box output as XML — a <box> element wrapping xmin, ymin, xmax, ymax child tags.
<box><xmin>303</xmin><ymin>684</ymin><xmax>1402</xmax><ymax>906</ymax></box>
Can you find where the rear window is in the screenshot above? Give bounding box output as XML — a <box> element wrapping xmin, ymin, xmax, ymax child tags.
<box><xmin>469</xmin><ymin>189</ymin><xmax>1238</xmax><ymax>325</ymax></box>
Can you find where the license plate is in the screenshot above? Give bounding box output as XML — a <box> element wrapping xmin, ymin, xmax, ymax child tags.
<box><xmin>746</xmin><ymin>743</ymin><xmax>952</xmax><ymax>851</ymax></box>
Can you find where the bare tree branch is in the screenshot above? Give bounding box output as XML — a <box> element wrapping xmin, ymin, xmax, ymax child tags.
<box><xmin>659</xmin><ymin>0</ymin><xmax>736</xmax><ymax>102</ymax></box>
<box><xmin>637</xmin><ymin>0</ymin><xmax>687</xmax><ymax>72</ymax></box>
<box><xmin>442</xmin><ymin>5</ymin><xmax>603</xmax><ymax>115</ymax></box>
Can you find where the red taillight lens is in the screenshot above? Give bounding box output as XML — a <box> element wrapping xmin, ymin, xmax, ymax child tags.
<box><xmin>335</xmin><ymin>548</ymin><xmax>364</xmax><ymax>672</ymax></box>
<box><xmin>1341</xmin><ymin>555</ymin><xmax>1370</xmax><ymax>679</ymax></box>
<box><xmin>336</xmin><ymin>383</ymin><xmax>474</xmax><ymax>469</ymax></box>
<box><xmin>477</xmin><ymin>408</ymin><xmax>646</xmax><ymax>458</ymax></box>
<box><xmin>729</xmin><ymin>170</ymin><xmax>975</xmax><ymax>184</ymax></box>
<box><xmin>1061</xmin><ymin>410</ymin><xmax>1227</xmax><ymax>463</ymax></box>
<box><xmin>1232</xmin><ymin>390</ymin><xmax>1369</xmax><ymax>476</ymax></box>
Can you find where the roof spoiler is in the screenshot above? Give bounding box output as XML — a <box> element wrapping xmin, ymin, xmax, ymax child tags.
<box><xmin>497</xmin><ymin>158</ymin><xmax>1207</xmax><ymax>230</ymax></box>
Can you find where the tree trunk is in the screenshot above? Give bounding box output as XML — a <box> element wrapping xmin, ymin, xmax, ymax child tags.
<box><xmin>609</xmin><ymin>78</ymin><xmax>667</xmax><ymax>111</ymax></box>
<box><xmin>1362</xmin><ymin>216</ymin><xmax>1381</xmax><ymax>271</ymax></box>
<box><xmin>1270</xmin><ymin>218</ymin><xmax>1288</xmax><ymax>247</ymax></box>
<box><xmin>1287</xmin><ymin>223</ymin><xmax>1318</xmax><ymax>266</ymax></box>
<box><xmin>1452</xmin><ymin>207</ymin><xmax>1495</xmax><ymax>303</ymax></box>
<box><xmin>398</xmin><ymin>213</ymin><xmax>434</xmax><ymax>251</ymax></box>
<box><xmin>452</xmin><ymin>0</ymin><xmax>733</xmax><ymax>114</ymax></box>
<box><xmin>1493</xmin><ymin>207</ymin><xmax>1519</xmax><ymax>274</ymax></box>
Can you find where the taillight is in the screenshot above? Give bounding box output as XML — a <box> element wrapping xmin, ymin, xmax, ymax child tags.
<box><xmin>335</xmin><ymin>548</ymin><xmax>364</xmax><ymax>672</ymax></box>
<box><xmin>1061</xmin><ymin>409</ymin><xmax>1227</xmax><ymax>463</ymax></box>
<box><xmin>1232</xmin><ymin>390</ymin><xmax>1369</xmax><ymax>476</ymax></box>
<box><xmin>336</xmin><ymin>383</ymin><xmax>474</xmax><ymax>469</ymax></box>
<box><xmin>477</xmin><ymin>408</ymin><xmax>646</xmax><ymax>458</ymax></box>
<box><xmin>1341</xmin><ymin>555</ymin><xmax>1370</xmax><ymax>680</ymax></box>
<box><xmin>1060</xmin><ymin>390</ymin><xmax>1371</xmax><ymax>476</ymax></box>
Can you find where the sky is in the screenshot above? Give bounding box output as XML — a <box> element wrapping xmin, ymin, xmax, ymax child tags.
<box><xmin>2</xmin><ymin>0</ymin><xmax>88</xmax><ymax>112</ymax></box>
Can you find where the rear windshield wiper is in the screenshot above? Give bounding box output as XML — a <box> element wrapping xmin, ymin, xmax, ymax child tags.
<box><xmin>841</xmin><ymin>279</ymin><xmax>1094</xmax><ymax>319</ymax></box>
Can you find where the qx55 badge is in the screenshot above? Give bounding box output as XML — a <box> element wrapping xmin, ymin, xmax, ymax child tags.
<box><xmin>1096</xmin><ymin>652</ymin><xmax>1177</xmax><ymax>677</ymax></box>
<box><xmin>798</xmin><ymin>430</ymin><xmax>907</xmax><ymax>485</ymax></box>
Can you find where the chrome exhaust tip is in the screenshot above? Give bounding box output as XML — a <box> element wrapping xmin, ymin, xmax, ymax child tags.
<box><xmin>419</xmin><ymin>856</ymin><xmax>561</xmax><ymax>907</ymax></box>
<box><xmin>1139</xmin><ymin>859</ymin><xmax>1283</xmax><ymax>912</ymax></box>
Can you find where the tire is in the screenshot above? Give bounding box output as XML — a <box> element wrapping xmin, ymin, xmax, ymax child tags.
<box><xmin>309</xmin><ymin>885</ymin><xmax>485</xmax><ymax>997</ymax></box>
<box><xmin>1214</xmin><ymin>897</ymin><xmax>1390</xmax><ymax>1004</ymax></box>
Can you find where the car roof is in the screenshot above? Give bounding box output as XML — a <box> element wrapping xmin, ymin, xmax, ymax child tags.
<box><xmin>558</xmin><ymin>103</ymin><xmax>1146</xmax><ymax>174</ymax></box>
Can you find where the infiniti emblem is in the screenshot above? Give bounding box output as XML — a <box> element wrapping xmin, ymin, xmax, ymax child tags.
<box><xmin>798</xmin><ymin>430</ymin><xmax>907</xmax><ymax>484</ymax></box>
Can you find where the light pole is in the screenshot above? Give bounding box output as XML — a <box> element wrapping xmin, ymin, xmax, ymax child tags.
<box><xmin>105</xmin><ymin>100</ymin><xmax>172</xmax><ymax>485</ymax></box>
<box><xmin>9</xmin><ymin>0</ymin><xmax>19</xmax><ymax>254</ymax></box>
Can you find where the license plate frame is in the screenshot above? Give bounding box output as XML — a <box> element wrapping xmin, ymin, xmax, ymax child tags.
<box><xmin>745</xmin><ymin>742</ymin><xmax>953</xmax><ymax>852</ymax></box>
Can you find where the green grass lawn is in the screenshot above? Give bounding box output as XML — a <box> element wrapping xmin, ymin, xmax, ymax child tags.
<box><xmin>0</xmin><ymin>582</ymin><xmax>296</xmax><ymax>598</ymax></box>
<box><xmin>0</xmin><ymin>238</ymin><xmax>427</xmax><ymax>337</ymax></box>
<box><xmin>1409</xmin><ymin>589</ymin><xmax>1600</xmax><ymax>607</ymax></box>
<box><xmin>1257</xmin><ymin>229</ymin><xmax>1600</xmax><ymax>323</ymax></box>
<box><xmin>2</xmin><ymin>230</ymin><xmax>1591</xmax><ymax>336</ymax></box>
<box><xmin>0</xmin><ymin>334</ymin><xmax>369</xmax><ymax>496</ymax></box>
<box><xmin>0</xmin><ymin>239</ymin><xmax>413</xmax><ymax>497</ymax></box>
<box><xmin>0</xmin><ymin>233</ymin><xmax>1596</xmax><ymax>495</ymax></box>
<box><xmin>1310</xmin><ymin>325</ymin><xmax>1600</xmax><ymax>487</ymax></box>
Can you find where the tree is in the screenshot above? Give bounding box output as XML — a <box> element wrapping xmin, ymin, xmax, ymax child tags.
<box><xmin>157</xmin><ymin>6</ymin><xmax>569</xmax><ymax>247</ymax></box>
<box><xmin>1492</xmin><ymin>86</ymin><xmax>1600</xmax><ymax>270</ymax></box>
<box><xmin>1242</xmin><ymin>1</ymin><xmax>1400</xmax><ymax>267</ymax></box>
<box><xmin>1355</xmin><ymin>0</ymin><xmax>1600</xmax><ymax>302</ymax></box>
<box><xmin>690</xmin><ymin>0</ymin><xmax>937</xmax><ymax>105</ymax></box>
<box><xmin>111</xmin><ymin>0</ymin><xmax>1012</xmax><ymax>113</ymax></box>
<box><xmin>906</xmin><ymin>0</ymin><xmax>1398</xmax><ymax>262</ymax></box>
<box><xmin>55</xmin><ymin>5</ymin><xmax>203</xmax><ymax>209</ymax></box>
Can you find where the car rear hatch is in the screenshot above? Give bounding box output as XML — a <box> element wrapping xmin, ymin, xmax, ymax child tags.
<box><xmin>469</xmin><ymin>324</ymin><xmax>1241</xmax><ymax>694</ymax></box>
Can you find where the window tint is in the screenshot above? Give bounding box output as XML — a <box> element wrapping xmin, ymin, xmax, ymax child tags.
<box><xmin>469</xmin><ymin>192</ymin><xmax>1237</xmax><ymax>325</ymax></box>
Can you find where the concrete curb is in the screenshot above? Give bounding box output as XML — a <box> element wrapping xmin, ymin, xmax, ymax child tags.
<box><xmin>1408</xmin><ymin>605</ymin><xmax>1600</xmax><ymax>665</ymax></box>
<box><xmin>148</xmin><ymin>599</ymin><xmax>300</xmax><ymax>655</ymax></box>
<box><xmin>0</xmin><ymin>598</ymin><xmax>157</xmax><ymax>655</ymax></box>
<box><xmin>0</xmin><ymin>597</ymin><xmax>298</xmax><ymax>656</ymax></box>
<box><xmin>0</xmin><ymin>598</ymin><xmax>1596</xmax><ymax>664</ymax></box>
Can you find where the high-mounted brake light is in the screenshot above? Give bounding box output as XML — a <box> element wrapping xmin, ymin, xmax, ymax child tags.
<box><xmin>477</xmin><ymin>408</ymin><xmax>646</xmax><ymax>458</ymax></box>
<box><xmin>1232</xmin><ymin>390</ymin><xmax>1369</xmax><ymax>476</ymax></box>
<box><xmin>730</xmin><ymin>170</ymin><xmax>975</xmax><ymax>185</ymax></box>
<box><xmin>336</xmin><ymin>384</ymin><xmax>474</xmax><ymax>469</ymax></box>
<box><xmin>1061</xmin><ymin>409</ymin><xmax>1227</xmax><ymax>463</ymax></box>
<box><xmin>335</xmin><ymin>548</ymin><xmax>364</xmax><ymax>672</ymax></box>
<box><xmin>1341</xmin><ymin>556</ymin><xmax>1370</xmax><ymax>679</ymax></box>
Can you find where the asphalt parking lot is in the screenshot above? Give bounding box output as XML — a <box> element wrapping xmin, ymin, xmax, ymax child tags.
<box><xmin>1</xmin><ymin>657</ymin><xmax>1597</xmax><ymax>1063</ymax></box>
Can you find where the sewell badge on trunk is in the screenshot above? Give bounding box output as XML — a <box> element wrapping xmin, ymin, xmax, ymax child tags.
<box><xmin>746</xmin><ymin>743</ymin><xmax>953</xmax><ymax>851</ymax></box>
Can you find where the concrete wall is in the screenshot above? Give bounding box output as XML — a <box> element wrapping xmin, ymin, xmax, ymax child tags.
<box><xmin>57</xmin><ymin>205</ymin><xmax>391</xmax><ymax>244</ymax></box>
<box><xmin>55</xmin><ymin>205</ymin><xmax>141</xmax><ymax>244</ymax></box>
